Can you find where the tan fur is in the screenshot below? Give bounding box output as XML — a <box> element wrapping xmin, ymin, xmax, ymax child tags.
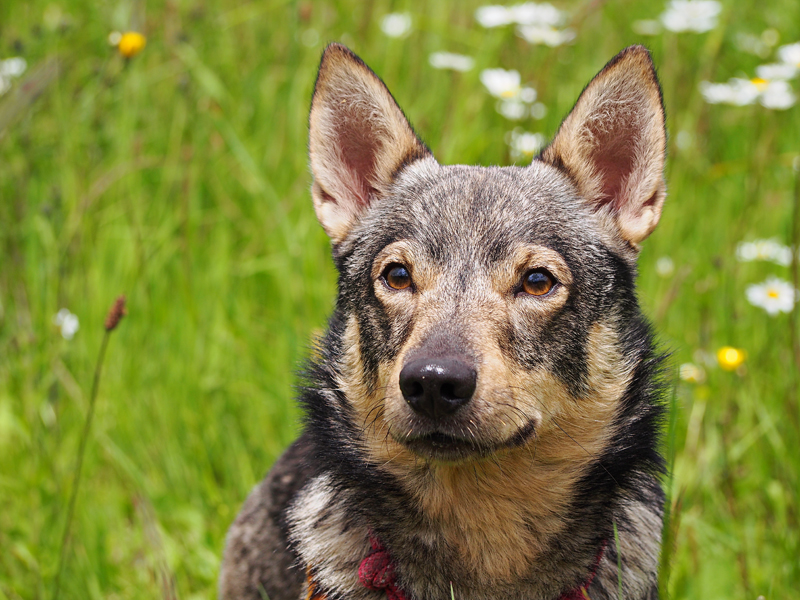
<box><xmin>339</xmin><ymin>237</ymin><xmax>635</xmax><ymax>583</ymax></box>
<box><xmin>541</xmin><ymin>46</ymin><xmax>666</xmax><ymax>246</ymax></box>
<box><xmin>287</xmin><ymin>475</ymin><xmax>374</xmax><ymax>600</ymax></box>
<box><xmin>309</xmin><ymin>46</ymin><xmax>430</xmax><ymax>244</ymax></box>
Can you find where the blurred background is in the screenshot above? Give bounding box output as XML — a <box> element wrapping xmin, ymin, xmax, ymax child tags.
<box><xmin>1</xmin><ymin>0</ymin><xmax>799</xmax><ymax>598</ymax></box>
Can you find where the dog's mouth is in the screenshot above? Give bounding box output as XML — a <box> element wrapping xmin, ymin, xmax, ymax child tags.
<box><xmin>403</xmin><ymin>432</ymin><xmax>482</xmax><ymax>462</ymax></box>
<box><xmin>401</xmin><ymin>419</ymin><xmax>538</xmax><ymax>463</ymax></box>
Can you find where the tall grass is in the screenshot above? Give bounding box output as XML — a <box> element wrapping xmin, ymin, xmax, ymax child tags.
<box><xmin>1</xmin><ymin>0</ymin><xmax>798</xmax><ymax>598</ymax></box>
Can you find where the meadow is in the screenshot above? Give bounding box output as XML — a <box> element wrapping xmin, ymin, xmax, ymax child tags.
<box><xmin>1</xmin><ymin>0</ymin><xmax>799</xmax><ymax>598</ymax></box>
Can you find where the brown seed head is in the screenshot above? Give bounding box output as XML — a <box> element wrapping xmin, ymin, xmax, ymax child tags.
<box><xmin>105</xmin><ymin>295</ymin><xmax>127</xmax><ymax>331</ymax></box>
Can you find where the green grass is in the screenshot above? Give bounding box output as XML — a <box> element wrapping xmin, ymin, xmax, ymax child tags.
<box><xmin>1</xmin><ymin>0</ymin><xmax>799</xmax><ymax>598</ymax></box>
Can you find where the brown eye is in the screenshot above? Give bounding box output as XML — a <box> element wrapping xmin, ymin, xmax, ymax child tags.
<box><xmin>383</xmin><ymin>264</ymin><xmax>412</xmax><ymax>290</ymax></box>
<box><xmin>521</xmin><ymin>269</ymin><xmax>555</xmax><ymax>296</ymax></box>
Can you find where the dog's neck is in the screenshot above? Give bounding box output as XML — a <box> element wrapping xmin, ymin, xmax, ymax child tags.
<box><xmin>394</xmin><ymin>458</ymin><xmax>590</xmax><ymax>579</ymax></box>
<box><xmin>298</xmin><ymin>516</ymin><xmax>610</xmax><ymax>600</ymax></box>
<box><xmin>289</xmin><ymin>469</ymin><xmax>620</xmax><ymax>600</ymax></box>
<box><xmin>355</xmin><ymin>532</ymin><xmax>608</xmax><ymax>600</ymax></box>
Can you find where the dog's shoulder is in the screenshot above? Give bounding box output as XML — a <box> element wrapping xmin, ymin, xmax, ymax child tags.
<box><xmin>219</xmin><ymin>432</ymin><xmax>316</xmax><ymax>600</ymax></box>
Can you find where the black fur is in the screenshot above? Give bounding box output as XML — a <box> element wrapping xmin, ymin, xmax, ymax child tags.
<box><xmin>220</xmin><ymin>43</ymin><xmax>669</xmax><ymax>600</ymax></box>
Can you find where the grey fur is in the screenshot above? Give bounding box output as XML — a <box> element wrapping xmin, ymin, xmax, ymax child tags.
<box><xmin>219</xmin><ymin>435</ymin><xmax>312</xmax><ymax>600</ymax></box>
<box><xmin>220</xmin><ymin>44</ymin><xmax>668</xmax><ymax>600</ymax></box>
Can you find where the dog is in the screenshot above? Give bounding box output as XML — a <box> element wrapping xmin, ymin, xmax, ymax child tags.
<box><xmin>220</xmin><ymin>42</ymin><xmax>668</xmax><ymax>600</ymax></box>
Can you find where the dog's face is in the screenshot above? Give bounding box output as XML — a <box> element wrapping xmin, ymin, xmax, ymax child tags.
<box><xmin>308</xmin><ymin>45</ymin><xmax>666</xmax><ymax>472</ymax></box>
<box><xmin>336</xmin><ymin>164</ymin><xmax>637</xmax><ymax>468</ymax></box>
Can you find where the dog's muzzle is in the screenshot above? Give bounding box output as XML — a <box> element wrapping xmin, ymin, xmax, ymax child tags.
<box><xmin>399</xmin><ymin>356</ymin><xmax>476</xmax><ymax>421</ymax></box>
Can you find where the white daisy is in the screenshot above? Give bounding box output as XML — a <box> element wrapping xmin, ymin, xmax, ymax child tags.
<box><xmin>679</xmin><ymin>363</ymin><xmax>706</xmax><ymax>384</ymax></box>
<box><xmin>755</xmin><ymin>63</ymin><xmax>798</xmax><ymax>81</ymax></box>
<box><xmin>519</xmin><ymin>86</ymin><xmax>537</xmax><ymax>103</ymax></box>
<box><xmin>509</xmin><ymin>2</ymin><xmax>564</xmax><ymax>26</ymax></box>
<box><xmin>699</xmin><ymin>78</ymin><xmax>760</xmax><ymax>105</ymax></box>
<box><xmin>475</xmin><ymin>5</ymin><xmax>514</xmax><ymax>28</ymax></box>
<box><xmin>54</xmin><ymin>308</ymin><xmax>80</xmax><ymax>340</ymax></box>
<box><xmin>380</xmin><ymin>13</ymin><xmax>412</xmax><ymax>38</ymax></box>
<box><xmin>699</xmin><ymin>77</ymin><xmax>796</xmax><ymax>109</ymax></box>
<box><xmin>660</xmin><ymin>0</ymin><xmax>721</xmax><ymax>33</ymax></box>
<box><xmin>300</xmin><ymin>29</ymin><xmax>320</xmax><ymax>48</ymax></box>
<box><xmin>757</xmin><ymin>79</ymin><xmax>796</xmax><ymax>109</ymax></box>
<box><xmin>507</xmin><ymin>129</ymin><xmax>546</xmax><ymax>160</ymax></box>
<box><xmin>530</xmin><ymin>102</ymin><xmax>547</xmax><ymax>118</ymax></box>
<box><xmin>675</xmin><ymin>130</ymin><xmax>693</xmax><ymax>151</ymax></box>
<box><xmin>736</xmin><ymin>239</ymin><xmax>793</xmax><ymax>267</ymax></box>
<box><xmin>484</xmin><ymin>77</ymin><xmax>539</xmax><ymax>120</ymax></box>
<box><xmin>0</xmin><ymin>57</ymin><xmax>27</xmax><ymax>77</ymax></box>
<box><xmin>655</xmin><ymin>256</ymin><xmax>675</xmax><ymax>277</ymax></box>
<box><xmin>429</xmin><ymin>52</ymin><xmax>475</xmax><ymax>72</ymax></box>
<box><xmin>480</xmin><ymin>68</ymin><xmax>521</xmax><ymax>98</ymax></box>
<box><xmin>632</xmin><ymin>20</ymin><xmax>663</xmax><ymax>36</ymax></box>
<box><xmin>745</xmin><ymin>277</ymin><xmax>798</xmax><ymax>316</ymax></box>
<box><xmin>476</xmin><ymin>2</ymin><xmax>564</xmax><ymax>28</ymax></box>
<box><xmin>0</xmin><ymin>57</ymin><xmax>26</xmax><ymax>97</ymax></box>
<box><xmin>497</xmin><ymin>99</ymin><xmax>527</xmax><ymax>120</ymax></box>
<box><xmin>777</xmin><ymin>42</ymin><xmax>800</xmax><ymax>68</ymax></box>
<box><xmin>762</xmin><ymin>29</ymin><xmax>780</xmax><ymax>46</ymax></box>
<box><xmin>517</xmin><ymin>24</ymin><xmax>575</xmax><ymax>47</ymax></box>
<box><xmin>693</xmin><ymin>349</ymin><xmax>717</xmax><ymax>369</ymax></box>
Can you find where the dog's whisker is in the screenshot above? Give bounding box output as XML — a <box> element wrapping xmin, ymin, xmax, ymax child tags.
<box><xmin>361</xmin><ymin>402</ymin><xmax>383</xmax><ymax>431</ymax></box>
<box><xmin>367</xmin><ymin>404</ymin><xmax>387</xmax><ymax>429</ymax></box>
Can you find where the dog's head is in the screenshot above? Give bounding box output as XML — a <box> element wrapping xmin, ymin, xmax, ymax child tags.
<box><xmin>307</xmin><ymin>44</ymin><xmax>666</xmax><ymax>471</ymax></box>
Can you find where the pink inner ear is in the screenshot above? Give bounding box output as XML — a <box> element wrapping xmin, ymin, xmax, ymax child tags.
<box><xmin>334</xmin><ymin>111</ymin><xmax>382</xmax><ymax>209</ymax></box>
<box><xmin>586</xmin><ymin>117</ymin><xmax>636</xmax><ymax>211</ymax></box>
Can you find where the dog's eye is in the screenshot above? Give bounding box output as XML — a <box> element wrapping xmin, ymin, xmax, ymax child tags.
<box><xmin>382</xmin><ymin>264</ymin><xmax>412</xmax><ymax>291</ymax></box>
<box><xmin>521</xmin><ymin>269</ymin><xmax>555</xmax><ymax>296</ymax></box>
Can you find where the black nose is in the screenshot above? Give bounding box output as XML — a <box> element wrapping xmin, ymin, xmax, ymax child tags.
<box><xmin>399</xmin><ymin>357</ymin><xmax>477</xmax><ymax>421</ymax></box>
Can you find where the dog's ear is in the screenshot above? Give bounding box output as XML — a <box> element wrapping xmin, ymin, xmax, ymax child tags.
<box><xmin>541</xmin><ymin>45</ymin><xmax>666</xmax><ymax>246</ymax></box>
<box><xmin>309</xmin><ymin>44</ymin><xmax>431</xmax><ymax>244</ymax></box>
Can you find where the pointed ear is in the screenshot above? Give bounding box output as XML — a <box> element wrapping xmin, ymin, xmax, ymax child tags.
<box><xmin>309</xmin><ymin>44</ymin><xmax>432</xmax><ymax>245</ymax></box>
<box><xmin>541</xmin><ymin>45</ymin><xmax>666</xmax><ymax>246</ymax></box>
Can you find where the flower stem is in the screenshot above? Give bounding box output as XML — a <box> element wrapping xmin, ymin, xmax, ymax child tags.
<box><xmin>52</xmin><ymin>330</ymin><xmax>111</xmax><ymax>600</ymax></box>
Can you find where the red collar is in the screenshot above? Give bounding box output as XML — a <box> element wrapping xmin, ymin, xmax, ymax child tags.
<box><xmin>358</xmin><ymin>535</ymin><xmax>607</xmax><ymax>600</ymax></box>
<box><xmin>556</xmin><ymin>539</ymin><xmax>607</xmax><ymax>600</ymax></box>
<box><xmin>358</xmin><ymin>535</ymin><xmax>408</xmax><ymax>600</ymax></box>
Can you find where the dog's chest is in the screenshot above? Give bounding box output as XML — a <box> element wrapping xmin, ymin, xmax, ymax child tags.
<box><xmin>286</xmin><ymin>473</ymin><xmax>594</xmax><ymax>600</ymax></box>
<box><xmin>287</xmin><ymin>474</ymin><xmax>379</xmax><ymax>600</ymax></box>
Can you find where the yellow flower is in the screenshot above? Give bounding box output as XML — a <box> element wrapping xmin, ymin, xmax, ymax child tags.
<box><xmin>118</xmin><ymin>32</ymin><xmax>146</xmax><ymax>58</ymax></box>
<box><xmin>717</xmin><ymin>346</ymin><xmax>746</xmax><ymax>371</ymax></box>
